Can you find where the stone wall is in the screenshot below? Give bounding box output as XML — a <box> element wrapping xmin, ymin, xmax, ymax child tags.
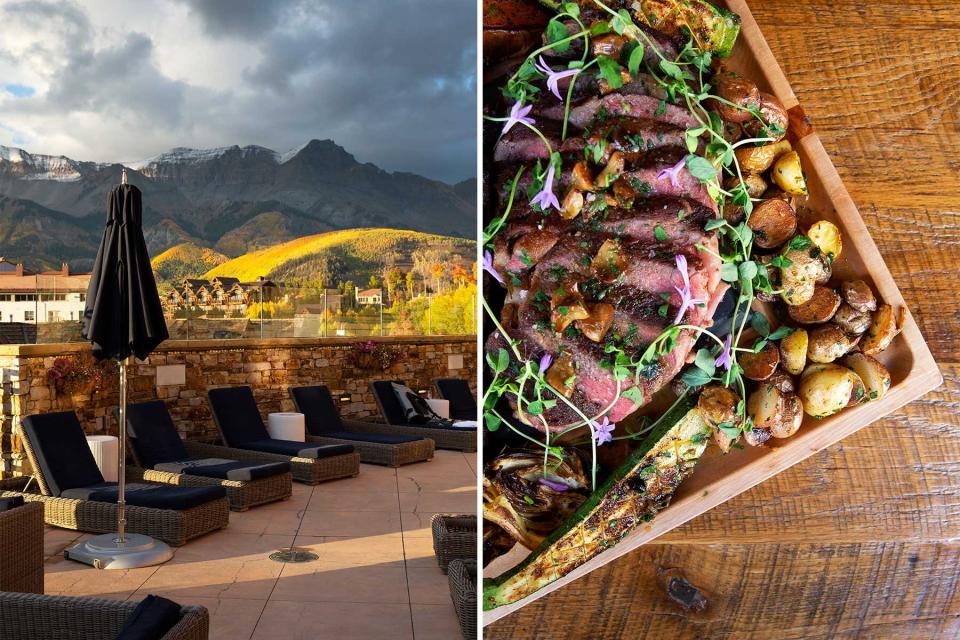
<box><xmin>0</xmin><ymin>336</ymin><xmax>476</xmax><ymax>476</ymax></box>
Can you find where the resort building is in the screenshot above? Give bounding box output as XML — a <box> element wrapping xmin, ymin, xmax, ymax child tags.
<box><xmin>0</xmin><ymin>258</ymin><xmax>90</xmax><ymax>323</ymax></box>
<box><xmin>355</xmin><ymin>287</ymin><xmax>383</xmax><ymax>305</ymax></box>
<box><xmin>164</xmin><ymin>276</ymin><xmax>281</xmax><ymax>313</ymax></box>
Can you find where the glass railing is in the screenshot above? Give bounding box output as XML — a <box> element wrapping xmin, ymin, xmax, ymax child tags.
<box><xmin>1</xmin><ymin>281</ymin><xmax>478</xmax><ymax>344</ymax></box>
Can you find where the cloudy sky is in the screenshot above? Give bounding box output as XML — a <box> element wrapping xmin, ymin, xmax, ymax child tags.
<box><xmin>0</xmin><ymin>0</ymin><xmax>476</xmax><ymax>183</ymax></box>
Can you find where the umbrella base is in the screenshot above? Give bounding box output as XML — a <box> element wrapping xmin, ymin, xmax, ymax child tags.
<box><xmin>65</xmin><ymin>532</ymin><xmax>173</xmax><ymax>570</ymax></box>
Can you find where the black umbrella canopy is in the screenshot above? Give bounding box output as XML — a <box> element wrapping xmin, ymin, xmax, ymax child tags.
<box><xmin>82</xmin><ymin>184</ymin><xmax>168</xmax><ymax>361</ymax></box>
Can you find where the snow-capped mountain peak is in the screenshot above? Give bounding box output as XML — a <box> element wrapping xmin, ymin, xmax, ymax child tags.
<box><xmin>0</xmin><ymin>145</ymin><xmax>82</xmax><ymax>182</ymax></box>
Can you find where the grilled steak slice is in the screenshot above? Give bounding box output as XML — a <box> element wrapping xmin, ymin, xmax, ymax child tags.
<box><xmin>566</xmin><ymin>94</ymin><xmax>699</xmax><ymax>130</ymax></box>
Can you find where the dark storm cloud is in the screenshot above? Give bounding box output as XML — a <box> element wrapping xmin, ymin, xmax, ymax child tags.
<box><xmin>174</xmin><ymin>0</ymin><xmax>298</xmax><ymax>39</ymax></box>
<box><xmin>0</xmin><ymin>0</ymin><xmax>475</xmax><ymax>183</ymax></box>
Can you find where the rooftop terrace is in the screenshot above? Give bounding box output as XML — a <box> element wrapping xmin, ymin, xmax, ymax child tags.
<box><xmin>39</xmin><ymin>450</ymin><xmax>475</xmax><ymax>639</ymax></box>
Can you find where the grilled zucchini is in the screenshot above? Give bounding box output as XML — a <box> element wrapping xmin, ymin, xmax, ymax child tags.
<box><xmin>483</xmin><ymin>398</ymin><xmax>710</xmax><ymax>609</ymax></box>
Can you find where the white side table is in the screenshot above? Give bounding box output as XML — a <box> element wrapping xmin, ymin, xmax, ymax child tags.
<box><xmin>268</xmin><ymin>412</ymin><xmax>305</xmax><ymax>441</ymax></box>
<box><xmin>426</xmin><ymin>398</ymin><xmax>450</xmax><ymax>419</ymax></box>
<box><xmin>86</xmin><ymin>435</ymin><xmax>119</xmax><ymax>482</ymax></box>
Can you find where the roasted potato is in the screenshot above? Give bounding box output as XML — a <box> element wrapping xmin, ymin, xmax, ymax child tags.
<box><xmin>780</xmin><ymin>246</ymin><xmax>830</xmax><ymax>305</ymax></box>
<box><xmin>772</xmin><ymin>150</ymin><xmax>808</xmax><ymax>196</ymax></box>
<box><xmin>779</xmin><ymin>327</ymin><xmax>808</xmax><ymax>375</ymax></box>
<box><xmin>781</xmin><ymin>279</ymin><xmax>815</xmax><ymax>306</ymax></box>
<box><xmin>744</xmin><ymin>427</ymin><xmax>772</xmax><ymax>447</ymax></box>
<box><xmin>749</xmin><ymin>198</ymin><xmax>797</xmax><ymax>249</ymax></box>
<box><xmin>841</xmin><ymin>280</ymin><xmax>877</xmax><ymax>313</ymax></box>
<box><xmin>747</xmin><ymin>384</ymin><xmax>782</xmax><ymax>430</ymax></box>
<box><xmin>721</xmin><ymin>120</ymin><xmax>743</xmax><ymax>144</ymax></box>
<box><xmin>807</xmin><ymin>220</ymin><xmax>842</xmax><ymax>261</ymax></box>
<box><xmin>735</xmin><ymin>140</ymin><xmax>792</xmax><ymax>174</ymax></box>
<box><xmin>861</xmin><ymin>304</ymin><xmax>905</xmax><ymax>355</ymax></box>
<box><xmin>744</xmin><ymin>92</ymin><xmax>789</xmax><ymax>142</ymax></box>
<box><xmin>833</xmin><ymin>303</ymin><xmax>871</xmax><ymax>335</ymax></box>
<box><xmin>698</xmin><ymin>385</ymin><xmax>741</xmax><ymax>453</ymax></box>
<box><xmin>842</xmin><ymin>352</ymin><xmax>892</xmax><ymax>402</ymax></box>
<box><xmin>787</xmin><ymin>286</ymin><xmax>841</xmax><ymax>324</ymax></box>
<box><xmin>768</xmin><ymin>370</ymin><xmax>796</xmax><ymax>394</ymax></box>
<box><xmin>724</xmin><ymin>173</ymin><xmax>767</xmax><ymax>199</ymax></box>
<box><xmin>740</xmin><ymin>341</ymin><xmax>780</xmax><ymax>381</ymax></box>
<box><xmin>798</xmin><ymin>363</ymin><xmax>861</xmax><ymax>417</ymax></box>
<box><xmin>712</xmin><ymin>70</ymin><xmax>760</xmax><ymax>123</ymax></box>
<box><xmin>698</xmin><ymin>385</ymin><xmax>739</xmax><ymax>427</ymax></box>
<box><xmin>807</xmin><ymin>324</ymin><xmax>860</xmax><ymax>363</ymax></box>
<box><xmin>771</xmin><ymin>393</ymin><xmax>804</xmax><ymax>438</ymax></box>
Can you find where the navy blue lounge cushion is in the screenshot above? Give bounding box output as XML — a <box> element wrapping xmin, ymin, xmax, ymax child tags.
<box><xmin>289</xmin><ymin>385</ymin><xmax>344</xmax><ymax>434</ymax></box>
<box><xmin>0</xmin><ymin>496</ymin><xmax>25</xmax><ymax>512</ymax></box>
<box><xmin>157</xmin><ymin>459</ymin><xmax>290</xmax><ymax>482</ymax></box>
<box><xmin>240</xmin><ymin>439</ymin><xmax>354</xmax><ymax>459</ymax></box>
<box><xmin>115</xmin><ymin>594</ymin><xmax>183</xmax><ymax>640</ymax></box>
<box><xmin>371</xmin><ymin>380</ymin><xmax>409</xmax><ymax>425</ymax></box>
<box><xmin>322</xmin><ymin>430</ymin><xmax>422</xmax><ymax>445</ymax></box>
<box><xmin>61</xmin><ymin>482</ymin><xmax>226</xmax><ymax>510</ymax></box>
<box><xmin>207</xmin><ymin>386</ymin><xmax>270</xmax><ymax>445</ymax></box>
<box><xmin>125</xmin><ymin>401</ymin><xmax>190</xmax><ymax>468</ymax></box>
<box><xmin>20</xmin><ymin>411</ymin><xmax>105</xmax><ymax>496</ymax></box>
<box><xmin>435</xmin><ymin>378</ymin><xmax>478</xmax><ymax>422</ymax></box>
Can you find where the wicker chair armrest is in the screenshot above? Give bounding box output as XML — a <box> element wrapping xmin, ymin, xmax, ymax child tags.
<box><xmin>126</xmin><ymin>466</ymin><xmax>222</xmax><ymax>489</ymax></box>
<box><xmin>0</xmin><ymin>593</ymin><xmax>209</xmax><ymax>639</ymax></box>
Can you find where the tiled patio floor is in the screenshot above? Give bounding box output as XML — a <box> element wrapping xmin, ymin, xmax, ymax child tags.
<box><xmin>41</xmin><ymin>450</ymin><xmax>477</xmax><ymax>639</ymax></box>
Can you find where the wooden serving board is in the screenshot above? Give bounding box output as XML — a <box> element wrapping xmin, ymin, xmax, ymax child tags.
<box><xmin>482</xmin><ymin>0</ymin><xmax>944</xmax><ymax>625</ymax></box>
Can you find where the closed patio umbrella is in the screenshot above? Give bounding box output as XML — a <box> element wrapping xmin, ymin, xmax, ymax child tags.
<box><xmin>67</xmin><ymin>168</ymin><xmax>173</xmax><ymax>569</ymax></box>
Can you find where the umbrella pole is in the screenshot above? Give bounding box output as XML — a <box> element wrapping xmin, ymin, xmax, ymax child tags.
<box><xmin>116</xmin><ymin>357</ymin><xmax>127</xmax><ymax>543</ymax></box>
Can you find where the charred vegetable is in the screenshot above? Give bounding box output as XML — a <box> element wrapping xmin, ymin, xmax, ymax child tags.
<box><xmin>483</xmin><ymin>450</ymin><xmax>589</xmax><ymax>550</ymax></box>
<box><xmin>484</xmin><ymin>398</ymin><xmax>706</xmax><ymax>609</ymax></box>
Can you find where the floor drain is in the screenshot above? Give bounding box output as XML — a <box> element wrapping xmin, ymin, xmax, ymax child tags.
<box><xmin>269</xmin><ymin>548</ymin><xmax>319</xmax><ymax>563</ymax></box>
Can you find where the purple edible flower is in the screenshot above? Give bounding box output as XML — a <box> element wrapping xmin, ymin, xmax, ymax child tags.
<box><xmin>657</xmin><ymin>156</ymin><xmax>686</xmax><ymax>189</ymax></box>
<box><xmin>538</xmin><ymin>352</ymin><xmax>553</xmax><ymax>374</ymax></box>
<box><xmin>539</xmin><ymin>477</ymin><xmax>569</xmax><ymax>492</ymax></box>
<box><xmin>673</xmin><ymin>254</ymin><xmax>706</xmax><ymax>325</ymax></box>
<box><xmin>481</xmin><ymin>250</ymin><xmax>504</xmax><ymax>285</ymax></box>
<box><xmin>591</xmin><ymin>416</ymin><xmax>616</xmax><ymax>446</ymax></box>
<box><xmin>501</xmin><ymin>99</ymin><xmax>535</xmax><ymax>136</ymax></box>
<box><xmin>530</xmin><ymin>162</ymin><xmax>560</xmax><ymax>211</ymax></box>
<box><xmin>534</xmin><ymin>56</ymin><xmax>581</xmax><ymax>100</ymax></box>
<box><xmin>714</xmin><ymin>334</ymin><xmax>733</xmax><ymax>371</ymax></box>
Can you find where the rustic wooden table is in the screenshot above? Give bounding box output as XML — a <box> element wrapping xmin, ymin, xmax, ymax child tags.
<box><xmin>485</xmin><ymin>1</ymin><xmax>960</xmax><ymax>638</ymax></box>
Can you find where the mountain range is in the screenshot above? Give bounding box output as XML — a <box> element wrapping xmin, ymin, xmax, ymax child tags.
<box><xmin>0</xmin><ymin>140</ymin><xmax>476</xmax><ymax>271</ymax></box>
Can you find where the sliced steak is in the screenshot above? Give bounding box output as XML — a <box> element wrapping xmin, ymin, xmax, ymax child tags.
<box><xmin>566</xmin><ymin>94</ymin><xmax>699</xmax><ymax>130</ymax></box>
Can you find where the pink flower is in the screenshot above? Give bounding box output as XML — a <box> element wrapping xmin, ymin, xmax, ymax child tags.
<box><xmin>657</xmin><ymin>157</ymin><xmax>686</xmax><ymax>188</ymax></box>
<box><xmin>534</xmin><ymin>56</ymin><xmax>581</xmax><ymax>100</ymax></box>
<box><xmin>715</xmin><ymin>334</ymin><xmax>733</xmax><ymax>371</ymax></box>
<box><xmin>591</xmin><ymin>416</ymin><xmax>616</xmax><ymax>445</ymax></box>
<box><xmin>501</xmin><ymin>100</ymin><xmax>535</xmax><ymax>136</ymax></box>
<box><xmin>530</xmin><ymin>162</ymin><xmax>560</xmax><ymax>211</ymax></box>
<box><xmin>538</xmin><ymin>352</ymin><xmax>553</xmax><ymax>374</ymax></box>
<box><xmin>673</xmin><ymin>254</ymin><xmax>706</xmax><ymax>325</ymax></box>
<box><xmin>482</xmin><ymin>250</ymin><xmax>504</xmax><ymax>285</ymax></box>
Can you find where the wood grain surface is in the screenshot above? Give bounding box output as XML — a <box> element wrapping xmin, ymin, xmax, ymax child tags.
<box><xmin>484</xmin><ymin>1</ymin><xmax>960</xmax><ymax>638</ymax></box>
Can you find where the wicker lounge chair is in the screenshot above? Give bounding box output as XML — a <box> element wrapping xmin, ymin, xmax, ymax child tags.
<box><xmin>207</xmin><ymin>386</ymin><xmax>360</xmax><ymax>484</ymax></box>
<box><xmin>0</xmin><ymin>592</ymin><xmax>208</xmax><ymax>640</ymax></box>
<box><xmin>123</xmin><ymin>400</ymin><xmax>293</xmax><ymax>511</ymax></box>
<box><xmin>0</xmin><ymin>499</ymin><xmax>43</xmax><ymax>594</ymax></box>
<box><xmin>369</xmin><ymin>380</ymin><xmax>477</xmax><ymax>452</ymax></box>
<box><xmin>289</xmin><ymin>385</ymin><xmax>434</xmax><ymax>467</ymax></box>
<box><xmin>448</xmin><ymin>559</ymin><xmax>477</xmax><ymax>640</ymax></box>
<box><xmin>0</xmin><ymin>411</ymin><xmax>230</xmax><ymax>547</ymax></box>
<box><xmin>433</xmin><ymin>378</ymin><xmax>478</xmax><ymax>422</ymax></box>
